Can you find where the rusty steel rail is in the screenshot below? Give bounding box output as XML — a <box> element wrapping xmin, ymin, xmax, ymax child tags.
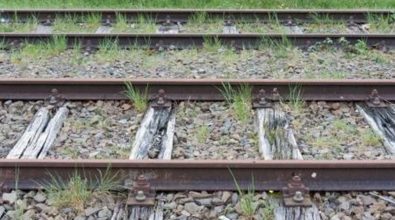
<box><xmin>1</xmin><ymin>160</ymin><xmax>395</xmax><ymax>191</ymax></box>
<box><xmin>0</xmin><ymin>78</ymin><xmax>394</xmax><ymax>101</ymax></box>
<box><xmin>1</xmin><ymin>33</ymin><xmax>395</xmax><ymax>49</ymax></box>
<box><xmin>0</xmin><ymin>9</ymin><xmax>393</xmax><ymax>23</ymax></box>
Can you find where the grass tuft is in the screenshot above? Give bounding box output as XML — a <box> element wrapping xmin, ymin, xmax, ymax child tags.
<box><xmin>46</xmin><ymin>171</ymin><xmax>92</xmax><ymax>211</ymax></box>
<box><xmin>124</xmin><ymin>82</ymin><xmax>149</xmax><ymax>113</ymax></box>
<box><xmin>196</xmin><ymin>124</ymin><xmax>210</xmax><ymax>144</ymax></box>
<box><xmin>229</xmin><ymin>169</ymin><xmax>258</xmax><ymax>220</ymax></box>
<box><xmin>287</xmin><ymin>84</ymin><xmax>304</xmax><ymax>113</ymax></box>
<box><xmin>45</xmin><ymin>167</ymin><xmax>120</xmax><ymax>213</ymax></box>
<box><xmin>219</xmin><ymin>83</ymin><xmax>252</xmax><ymax>123</ymax></box>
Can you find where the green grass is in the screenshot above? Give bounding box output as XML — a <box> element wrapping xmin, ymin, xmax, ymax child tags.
<box><xmin>0</xmin><ymin>17</ymin><xmax>37</xmax><ymax>32</ymax></box>
<box><xmin>287</xmin><ymin>84</ymin><xmax>304</xmax><ymax>113</ymax></box>
<box><xmin>203</xmin><ymin>37</ymin><xmax>223</xmax><ymax>52</ymax></box>
<box><xmin>306</xmin><ymin>14</ymin><xmax>347</xmax><ymax>33</ymax></box>
<box><xmin>1</xmin><ymin>0</ymin><xmax>394</xmax><ymax>8</ymax></box>
<box><xmin>124</xmin><ymin>82</ymin><xmax>149</xmax><ymax>113</ymax></box>
<box><xmin>95</xmin><ymin>38</ymin><xmax>121</xmax><ymax>62</ymax></box>
<box><xmin>196</xmin><ymin>124</ymin><xmax>210</xmax><ymax>144</ymax></box>
<box><xmin>46</xmin><ymin>172</ymin><xmax>92</xmax><ymax>211</ymax></box>
<box><xmin>260</xmin><ymin>36</ymin><xmax>295</xmax><ymax>59</ymax></box>
<box><xmin>53</xmin><ymin>14</ymin><xmax>101</xmax><ymax>33</ymax></box>
<box><xmin>114</xmin><ymin>14</ymin><xmax>157</xmax><ymax>33</ymax></box>
<box><xmin>361</xmin><ymin>130</ymin><xmax>382</xmax><ymax>146</ymax></box>
<box><xmin>219</xmin><ymin>83</ymin><xmax>252</xmax><ymax>123</ymax></box>
<box><xmin>367</xmin><ymin>14</ymin><xmax>395</xmax><ymax>33</ymax></box>
<box><xmin>45</xmin><ymin>168</ymin><xmax>120</xmax><ymax>213</ymax></box>
<box><xmin>11</xmin><ymin>36</ymin><xmax>67</xmax><ymax>62</ymax></box>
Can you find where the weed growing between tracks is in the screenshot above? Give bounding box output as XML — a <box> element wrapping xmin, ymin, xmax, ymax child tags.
<box><xmin>196</xmin><ymin>124</ymin><xmax>210</xmax><ymax>144</ymax></box>
<box><xmin>124</xmin><ymin>82</ymin><xmax>148</xmax><ymax>113</ymax></box>
<box><xmin>52</xmin><ymin>13</ymin><xmax>101</xmax><ymax>33</ymax></box>
<box><xmin>45</xmin><ymin>167</ymin><xmax>121</xmax><ymax>212</ymax></box>
<box><xmin>285</xmin><ymin>84</ymin><xmax>305</xmax><ymax>114</ymax></box>
<box><xmin>113</xmin><ymin>14</ymin><xmax>157</xmax><ymax>33</ymax></box>
<box><xmin>229</xmin><ymin>169</ymin><xmax>275</xmax><ymax>220</ymax></box>
<box><xmin>219</xmin><ymin>83</ymin><xmax>252</xmax><ymax>124</ymax></box>
<box><xmin>367</xmin><ymin>14</ymin><xmax>395</xmax><ymax>33</ymax></box>
<box><xmin>0</xmin><ymin>16</ymin><xmax>37</xmax><ymax>32</ymax></box>
<box><xmin>10</xmin><ymin>35</ymin><xmax>67</xmax><ymax>62</ymax></box>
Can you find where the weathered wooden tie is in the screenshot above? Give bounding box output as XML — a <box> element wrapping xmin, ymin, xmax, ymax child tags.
<box><xmin>257</xmin><ymin>107</ymin><xmax>302</xmax><ymax>160</ymax></box>
<box><xmin>357</xmin><ymin>103</ymin><xmax>395</xmax><ymax>154</ymax></box>
<box><xmin>128</xmin><ymin>103</ymin><xmax>175</xmax><ymax>220</ymax></box>
<box><xmin>256</xmin><ymin>106</ymin><xmax>320</xmax><ymax>219</ymax></box>
<box><xmin>6</xmin><ymin>107</ymin><xmax>68</xmax><ymax>159</ymax></box>
<box><xmin>6</xmin><ymin>108</ymin><xmax>49</xmax><ymax>159</ymax></box>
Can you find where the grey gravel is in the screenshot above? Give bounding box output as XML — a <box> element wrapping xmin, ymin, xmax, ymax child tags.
<box><xmin>47</xmin><ymin>101</ymin><xmax>142</xmax><ymax>159</ymax></box>
<box><xmin>287</xmin><ymin>101</ymin><xmax>390</xmax><ymax>160</ymax></box>
<box><xmin>0</xmin><ymin>47</ymin><xmax>393</xmax><ymax>79</ymax></box>
<box><xmin>316</xmin><ymin>192</ymin><xmax>395</xmax><ymax>220</ymax></box>
<box><xmin>172</xmin><ymin>102</ymin><xmax>259</xmax><ymax>159</ymax></box>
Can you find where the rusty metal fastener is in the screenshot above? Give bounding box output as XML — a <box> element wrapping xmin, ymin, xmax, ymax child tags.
<box><xmin>104</xmin><ymin>15</ymin><xmax>112</xmax><ymax>26</ymax></box>
<box><xmin>282</xmin><ymin>175</ymin><xmax>312</xmax><ymax>207</ymax></box>
<box><xmin>253</xmin><ymin>89</ymin><xmax>272</xmax><ymax>108</ymax></box>
<box><xmin>127</xmin><ymin>175</ymin><xmax>155</xmax><ymax>206</ymax></box>
<box><xmin>367</xmin><ymin>89</ymin><xmax>387</xmax><ymax>107</ymax></box>
<box><xmin>272</xmin><ymin>88</ymin><xmax>281</xmax><ymax>101</ymax></box>
<box><xmin>48</xmin><ymin>88</ymin><xmax>65</xmax><ymax>107</ymax></box>
<box><xmin>152</xmin><ymin>89</ymin><xmax>171</xmax><ymax>108</ymax></box>
<box><xmin>224</xmin><ymin>19</ymin><xmax>234</xmax><ymax>26</ymax></box>
<box><xmin>44</xmin><ymin>15</ymin><xmax>52</xmax><ymax>26</ymax></box>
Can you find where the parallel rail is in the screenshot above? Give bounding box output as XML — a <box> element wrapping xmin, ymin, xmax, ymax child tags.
<box><xmin>0</xmin><ymin>78</ymin><xmax>394</xmax><ymax>101</ymax></box>
<box><xmin>1</xmin><ymin>160</ymin><xmax>395</xmax><ymax>191</ymax></box>
<box><xmin>0</xmin><ymin>9</ymin><xmax>393</xmax><ymax>23</ymax></box>
<box><xmin>1</xmin><ymin>33</ymin><xmax>395</xmax><ymax>49</ymax></box>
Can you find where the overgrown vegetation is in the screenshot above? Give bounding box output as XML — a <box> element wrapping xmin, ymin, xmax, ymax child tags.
<box><xmin>286</xmin><ymin>85</ymin><xmax>304</xmax><ymax>113</ymax></box>
<box><xmin>196</xmin><ymin>124</ymin><xmax>210</xmax><ymax>144</ymax></box>
<box><xmin>259</xmin><ymin>36</ymin><xmax>295</xmax><ymax>58</ymax></box>
<box><xmin>219</xmin><ymin>83</ymin><xmax>252</xmax><ymax>123</ymax></box>
<box><xmin>367</xmin><ymin>14</ymin><xmax>395</xmax><ymax>33</ymax></box>
<box><xmin>10</xmin><ymin>36</ymin><xmax>67</xmax><ymax>62</ymax></box>
<box><xmin>2</xmin><ymin>0</ymin><xmax>394</xmax><ymax>8</ymax></box>
<box><xmin>229</xmin><ymin>169</ymin><xmax>275</xmax><ymax>220</ymax></box>
<box><xmin>46</xmin><ymin>168</ymin><xmax>120</xmax><ymax>212</ymax></box>
<box><xmin>124</xmin><ymin>82</ymin><xmax>149</xmax><ymax>113</ymax></box>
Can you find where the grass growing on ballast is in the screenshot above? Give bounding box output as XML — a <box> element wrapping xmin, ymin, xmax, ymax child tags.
<box><xmin>1</xmin><ymin>0</ymin><xmax>394</xmax><ymax>9</ymax></box>
<box><xmin>286</xmin><ymin>84</ymin><xmax>305</xmax><ymax>114</ymax></box>
<box><xmin>10</xmin><ymin>35</ymin><xmax>67</xmax><ymax>62</ymax></box>
<box><xmin>196</xmin><ymin>124</ymin><xmax>210</xmax><ymax>144</ymax></box>
<box><xmin>219</xmin><ymin>83</ymin><xmax>252</xmax><ymax>123</ymax></box>
<box><xmin>124</xmin><ymin>82</ymin><xmax>149</xmax><ymax>113</ymax></box>
<box><xmin>46</xmin><ymin>168</ymin><xmax>120</xmax><ymax>212</ymax></box>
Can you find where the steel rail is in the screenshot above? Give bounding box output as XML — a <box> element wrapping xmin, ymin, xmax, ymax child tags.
<box><xmin>1</xmin><ymin>33</ymin><xmax>395</xmax><ymax>49</ymax></box>
<box><xmin>1</xmin><ymin>160</ymin><xmax>395</xmax><ymax>191</ymax></box>
<box><xmin>0</xmin><ymin>9</ymin><xmax>393</xmax><ymax>23</ymax></box>
<box><xmin>0</xmin><ymin>78</ymin><xmax>394</xmax><ymax>101</ymax></box>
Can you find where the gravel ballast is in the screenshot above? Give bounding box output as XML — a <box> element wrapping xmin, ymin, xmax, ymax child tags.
<box><xmin>0</xmin><ymin>47</ymin><xmax>393</xmax><ymax>79</ymax></box>
<box><xmin>46</xmin><ymin>101</ymin><xmax>142</xmax><ymax>159</ymax></box>
<box><xmin>287</xmin><ymin>101</ymin><xmax>389</xmax><ymax>160</ymax></box>
<box><xmin>172</xmin><ymin>102</ymin><xmax>259</xmax><ymax>159</ymax></box>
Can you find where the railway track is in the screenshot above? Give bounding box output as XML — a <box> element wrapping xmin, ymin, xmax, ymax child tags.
<box><xmin>1</xmin><ymin>79</ymin><xmax>395</xmax><ymax>187</ymax></box>
<box><xmin>1</xmin><ymin>8</ymin><xmax>395</xmax><ymax>220</ymax></box>
<box><xmin>0</xmin><ymin>9</ymin><xmax>394</xmax><ymax>49</ymax></box>
<box><xmin>1</xmin><ymin>78</ymin><xmax>395</xmax><ymax>101</ymax></box>
<box><xmin>1</xmin><ymin>80</ymin><xmax>395</xmax><ymax>218</ymax></box>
